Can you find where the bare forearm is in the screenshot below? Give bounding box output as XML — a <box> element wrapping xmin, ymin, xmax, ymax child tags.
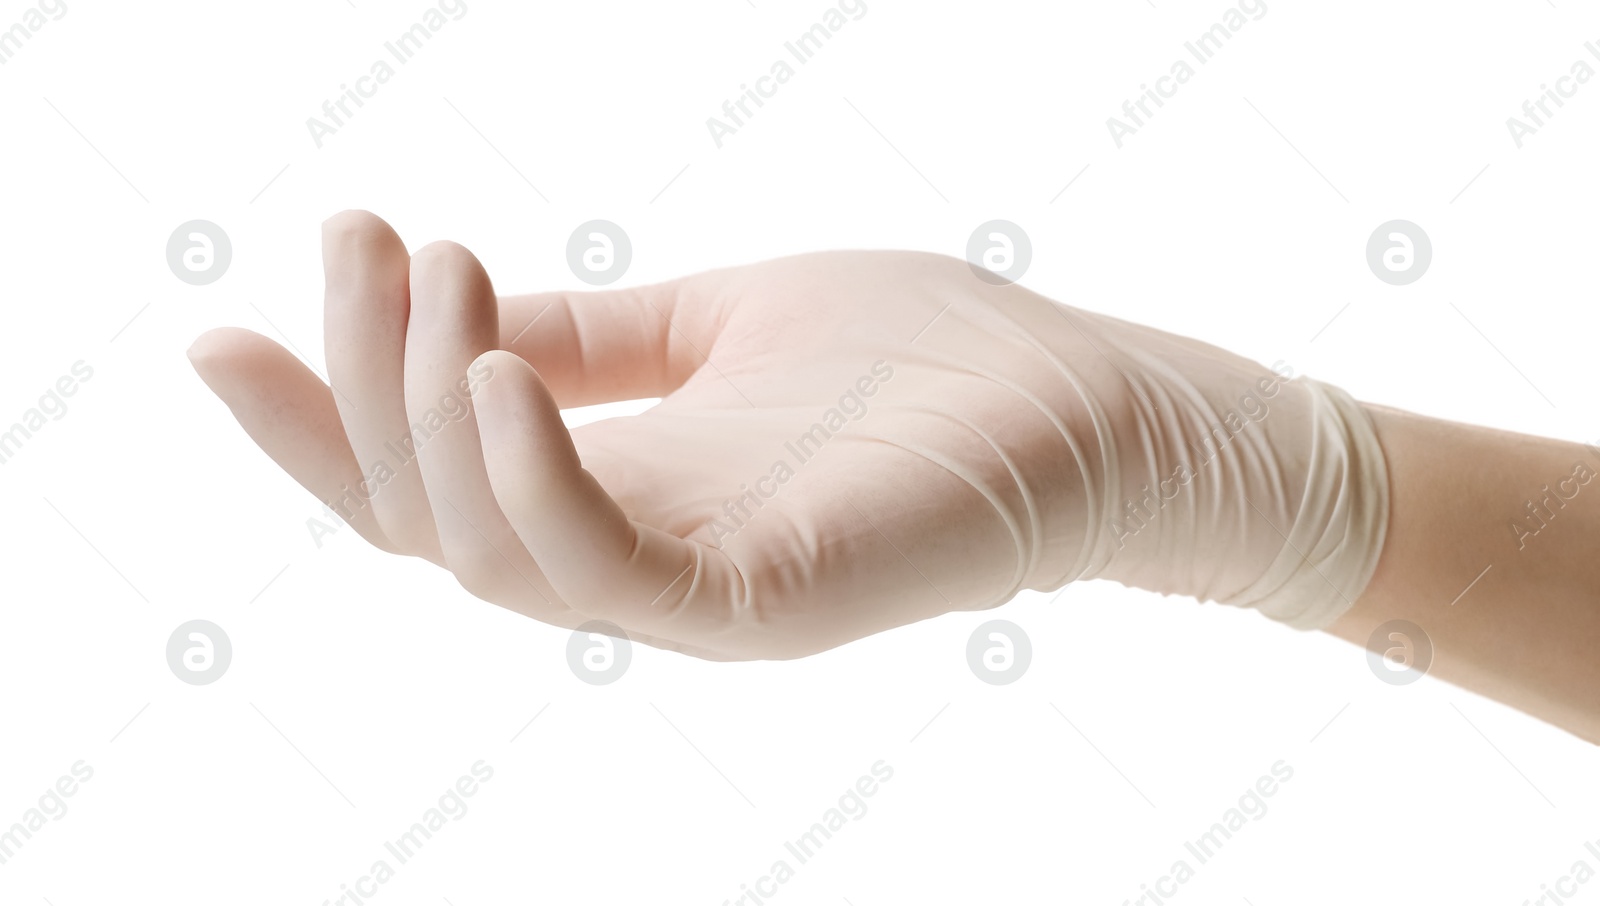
<box><xmin>1326</xmin><ymin>404</ymin><xmax>1600</xmax><ymax>741</ymax></box>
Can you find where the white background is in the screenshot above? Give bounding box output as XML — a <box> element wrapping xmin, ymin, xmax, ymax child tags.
<box><xmin>2</xmin><ymin>0</ymin><xmax>1599</xmax><ymax>903</ymax></box>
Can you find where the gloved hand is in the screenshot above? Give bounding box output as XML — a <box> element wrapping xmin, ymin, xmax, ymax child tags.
<box><xmin>188</xmin><ymin>211</ymin><xmax>1388</xmax><ymax>660</ymax></box>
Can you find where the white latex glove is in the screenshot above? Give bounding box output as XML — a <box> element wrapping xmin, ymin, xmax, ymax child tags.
<box><xmin>188</xmin><ymin>211</ymin><xmax>1388</xmax><ymax>660</ymax></box>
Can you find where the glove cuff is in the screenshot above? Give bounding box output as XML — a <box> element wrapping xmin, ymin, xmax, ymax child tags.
<box><xmin>1219</xmin><ymin>378</ymin><xmax>1390</xmax><ymax>629</ymax></box>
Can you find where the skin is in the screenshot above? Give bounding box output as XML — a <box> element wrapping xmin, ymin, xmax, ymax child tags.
<box><xmin>1326</xmin><ymin>407</ymin><xmax>1600</xmax><ymax>742</ymax></box>
<box><xmin>190</xmin><ymin>210</ymin><xmax>1600</xmax><ymax>741</ymax></box>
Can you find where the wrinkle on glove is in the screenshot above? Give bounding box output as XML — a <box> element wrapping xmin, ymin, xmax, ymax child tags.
<box><xmin>839</xmin><ymin>273</ymin><xmax>1391</xmax><ymax>634</ymax></box>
